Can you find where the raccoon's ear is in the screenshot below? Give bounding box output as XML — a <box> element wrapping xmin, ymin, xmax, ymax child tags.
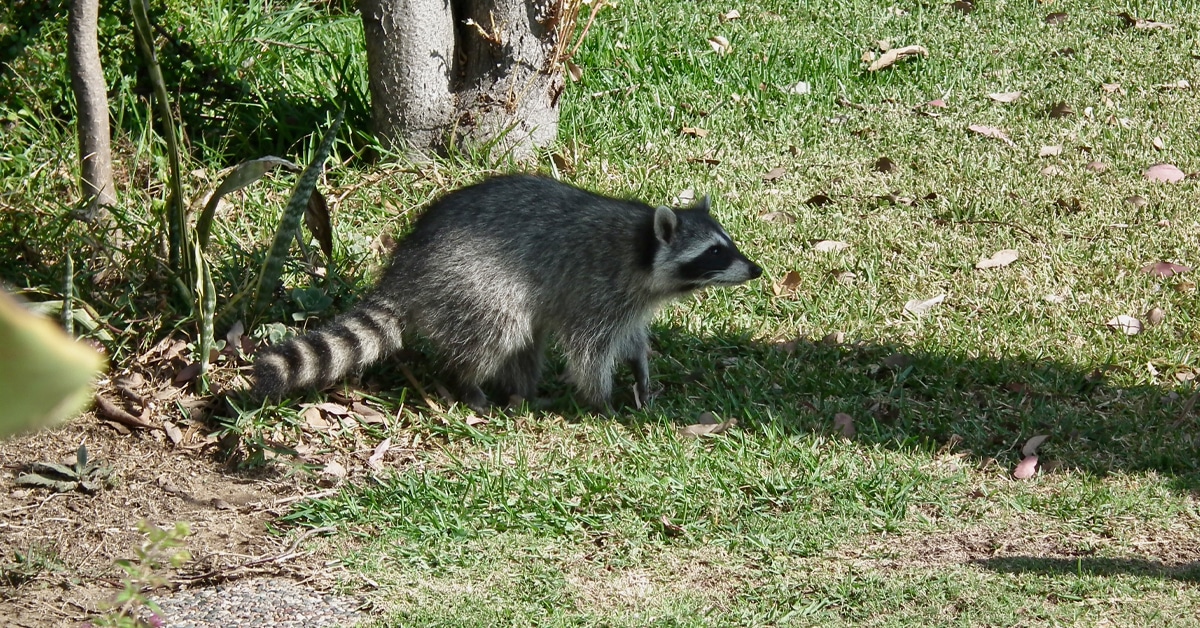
<box><xmin>653</xmin><ymin>205</ymin><xmax>678</xmax><ymax>244</ymax></box>
<box><xmin>692</xmin><ymin>195</ymin><xmax>712</xmax><ymax>214</ymax></box>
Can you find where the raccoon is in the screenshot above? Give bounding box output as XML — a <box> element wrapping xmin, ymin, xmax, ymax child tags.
<box><xmin>253</xmin><ymin>174</ymin><xmax>762</xmax><ymax>412</ymax></box>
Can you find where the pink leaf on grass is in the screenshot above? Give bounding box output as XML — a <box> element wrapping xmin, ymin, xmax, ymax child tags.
<box><xmin>1140</xmin><ymin>261</ymin><xmax>1192</xmax><ymax>278</ymax></box>
<box><xmin>1013</xmin><ymin>455</ymin><xmax>1038</xmax><ymax>479</ymax></box>
<box><xmin>1144</xmin><ymin>163</ymin><xmax>1185</xmax><ymax>183</ymax></box>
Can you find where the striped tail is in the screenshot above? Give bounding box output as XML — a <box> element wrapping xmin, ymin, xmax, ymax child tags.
<box><xmin>253</xmin><ymin>296</ymin><xmax>406</xmax><ymax>399</ymax></box>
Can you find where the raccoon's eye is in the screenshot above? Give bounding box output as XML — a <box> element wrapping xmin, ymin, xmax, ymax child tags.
<box><xmin>706</xmin><ymin>245</ymin><xmax>723</xmax><ymax>256</ymax></box>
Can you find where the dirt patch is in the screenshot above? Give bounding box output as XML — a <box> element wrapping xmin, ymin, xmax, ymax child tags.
<box><xmin>0</xmin><ymin>415</ymin><xmax>339</xmax><ymax>626</ymax></box>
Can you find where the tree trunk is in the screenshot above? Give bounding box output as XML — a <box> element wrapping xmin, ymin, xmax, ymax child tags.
<box><xmin>359</xmin><ymin>0</ymin><xmax>565</xmax><ymax>161</ymax></box>
<box><xmin>67</xmin><ymin>0</ymin><xmax>116</xmax><ymax>218</ymax></box>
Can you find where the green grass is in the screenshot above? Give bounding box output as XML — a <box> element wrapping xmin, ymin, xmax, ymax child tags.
<box><xmin>4</xmin><ymin>0</ymin><xmax>1200</xmax><ymax>625</ymax></box>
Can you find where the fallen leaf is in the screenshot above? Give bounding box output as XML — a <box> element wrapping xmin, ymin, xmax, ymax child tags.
<box><xmin>163</xmin><ymin>420</ymin><xmax>183</xmax><ymax>446</ymax></box>
<box><xmin>1140</xmin><ymin>261</ymin><xmax>1192</xmax><ymax>278</ymax></box>
<box><xmin>1101</xmin><ymin>82</ymin><xmax>1125</xmax><ymax>94</ymax></box>
<box><xmin>1013</xmin><ymin>455</ymin><xmax>1039</xmax><ymax>479</ymax></box>
<box><xmin>368</xmin><ymin>438</ymin><xmax>391</xmax><ymax>471</ymax></box>
<box><xmin>821</xmin><ymin>331</ymin><xmax>845</xmax><ymax>345</ymax></box>
<box><xmin>678</xmin><ymin>412</ymin><xmax>737</xmax><ymax>438</ymax></box>
<box><xmin>904</xmin><ymin>294</ymin><xmax>946</xmax><ymax>315</ymax></box>
<box><xmin>813</xmin><ymin>240</ymin><xmax>850</xmax><ymax>253</ymax></box>
<box><xmin>1106</xmin><ymin>315</ymin><xmax>1142</xmax><ymax>336</ymax></box>
<box><xmin>1037</xmin><ymin>145</ymin><xmax>1063</xmax><ymax>157</ymax></box>
<box><xmin>988</xmin><ymin>91</ymin><xmax>1022</xmax><ymax>103</ymax></box>
<box><xmin>316</xmin><ymin>402</ymin><xmax>350</xmax><ymax>416</ymax></box>
<box><xmin>719</xmin><ymin>9</ymin><xmax>740</xmax><ymax>22</ymax></box>
<box><xmin>681</xmin><ymin>126</ymin><xmax>709</xmax><ymax>138</ymax></box>
<box><xmin>1021</xmin><ymin>434</ymin><xmax>1049</xmax><ymax>457</ymax></box>
<box><xmin>1144</xmin><ymin>163</ymin><xmax>1186</xmax><ymax>182</ymax></box>
<box><xmin>976</xmin><ymin>249</ymin><xmax>1019</xmax><ymax>269</ymax></box>
<box><xmin>861</xmin><ymin>49</ymin><xmax>876</xmax><ymax>64</ymax></box>
<box><xmin>967</xmin><ymin>124</ymin><xmax>1015</xmax><ymax>146</ymax></box>
<box><xmin>805</xmin><ymin>193</ymin><xmax>833</xmax><ymax>206</ymax></box>
<box><xmin>762</xmin><ymin>166</ymin><xmax>786</xmax><ymax>181</ymax></box>
<box><xmin>686</xmin><ymin>155</ymin><xmax>720</xmax><ymax>166</ymax></box>
<box><xmin>225</xmin><ymin>320</ymin><xmax>245</xmax><ymax>353</ymax></box>
<box><xmin>321</xmin><ymin>460</ymin><xmax>347</xmax><ymax>479</ymax></box>
<box><xmin>565</xmin><ymin>61</ymin><xmax>582</xmax><ymax>82</ymax></box>
<box><xmin>351</xmin><ymin>402</ymin><xmax>387</xmax><ymax>424</ymax></box>
<box><xmin>707</xmin><ymin>35</ymin><xmax>731</xmax><ymax>55</ymax></box>
<box><xmin>659</xmin><ymin>514</ymin><xmax>686</xmax><ymax>536</ymax></box>
<box><xmin>1152</xmin><ymin>136</ymin><xmax>1165</xmax><ymax>150</ymax></box>
<box><xmin>874</xmin><ymin>156</ymin><xmax>898</xmax><ymax>173</ymax></box>
<box><xmin>790</xmin><ymin>81</ymin><xmax>811</xmax><ymax>95</ymax></box>
<box><xmin>1044</xmin><ymin>12</ymin><xmax>1067</xmax><ymax>24</ymax></box>
<box><xmin>675</xmin><ymin>189</ymin><xmax>695</xmax><ymax>204</ymax></box>
<box><xmin>833</xmin><ymin>412</ymin><xmax>856</xmax><ymax>437</ymax></box>
<box><xmin>759</xmin><ymin>211</ymin><xmax>797</xmax><ymax>224</ymax></box>
<box><xmin>1157</xmin><ymin>79</ymin><xmax>1190</xmax><ymax>91</ymax></box>
<box><xmin>1041</xmin><ymin>165</ymin><xmax>1062</xmax><ymax>176</ymax></box>
<box><xmin>867</xmin><ymin>45</ymin><xmax>928</xmax><ymax>72</ymax></box>
<box><xmin>1146</xmin><ymin>306</ymin><xmax>1166</xmax><ymax>326</ymax></box>
<box><xmin>1085</xmin><ymin>161</ymin><xmax>1108</xmax><ymax>172</ymax></box>
<box><xmin>950</xmin><ymin>0</ymin><xmax>974</xmax><ymax>14</ymax></box>
<box><xmin>773</xmin><ymin>271</ymin><xmax>802</xmax><ymax>296</ymax></box>
<box><xmin>1048</xmin><ymin>101</ymin><xmax>1074</xmax><ymax>118</ymax></box>
<box><xmin>926</xmin><ymin>98</ymin><xmax>948</xmax><ymax>108</ymax></box>
<box><xmin>465</xmin><ymin>414</ymin><xmax>489</xmax><ymax>427</ymax></box>
<box><xmin>1125</xmin><ymin>195</ymin><xmax>1149</xmax><ymax>208</ymax></box>
<box><xmin>833</xmin><ymin>270</ymin><xmax>857</xmax><ymax>285</ymax></box>
<box><xmin>1118</xmin><ymin>12</ymin><xmax>1175</xmax><ymax>30</ymax></box>
<box><xmin>173</xmin><ymin>362</ymin><xmax>202</xmax><ymax>385</ymax></box>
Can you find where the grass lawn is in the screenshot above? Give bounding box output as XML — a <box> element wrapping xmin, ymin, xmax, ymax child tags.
<box><xmin>3</xmin><ymin>0</ymin><xmax>1200</xmax><ymax>625</ymax></box>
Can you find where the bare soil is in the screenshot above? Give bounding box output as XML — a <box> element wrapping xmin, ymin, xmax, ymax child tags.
<box><xmin>0</xmin><ymin>414</ymin><xmax>336</xmax><ymax>627</ymax></box>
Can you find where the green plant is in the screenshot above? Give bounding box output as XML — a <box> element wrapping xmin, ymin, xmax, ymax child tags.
<box><xmin>87</xmin><ymin>520</ymin><xmax>192</xmax><ymax>628</ymax></box>
<box><xmin>15</xmin><ymin>444</ymin><xmax>113</xmax><ymax>493</ymax></box>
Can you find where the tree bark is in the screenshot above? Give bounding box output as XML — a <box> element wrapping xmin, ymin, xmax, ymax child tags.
<box><xmin>359</xmin><ymin>0</ymin><xmax>565</xmax><ymax>161</ymax></box>
<box><xmin>67</xmin><ymin>0</ymin><xmax>116</xmax><ymax>218</ymax></box>
<box><xmin>359</xmin><ymin>0</ymin><xmax>457</xmax><ymax>156</ymax></box>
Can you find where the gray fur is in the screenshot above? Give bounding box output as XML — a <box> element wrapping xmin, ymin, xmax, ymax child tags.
<box><xmin>253</xmin><ymin>174</ymin><xmax>762</xmax><ymax>411</ymax></box>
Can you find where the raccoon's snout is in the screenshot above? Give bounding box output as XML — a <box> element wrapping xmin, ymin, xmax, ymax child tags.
<box><xmin>747</xmin><ymin>261</ymin><xmax>763</xmax><ymax>279</ymax></box>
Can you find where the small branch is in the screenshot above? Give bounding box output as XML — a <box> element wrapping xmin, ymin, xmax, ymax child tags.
<box><xmin>399</xmin><ymin>364</ymin><xmax>444</xmax><ymax>413</ymax></box>
<box><xmin>94</xmin><ymin>395</ymin><xmax>161</xmax><ymax>431</ymax></box>
<box><xmin>173</xmin><ymin>526</ymin><xmax>336</xmax><ymax>585</ymax></box>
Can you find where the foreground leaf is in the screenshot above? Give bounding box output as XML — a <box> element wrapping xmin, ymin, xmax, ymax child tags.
<box><xmin>976</xmin><ymin>249</ymin><xmax>1019</xmax><ymax>269</ymax></box>
<box><xmin>904</xmin><ymin>294</ymin><xmax>946</xmax><ymax>315</ymax></box>
<box><xmin>1144</xmin><ymin>163</ymin><xmax>1185</xmax><ymax>183</ymax></box>
<box><xmin>1106</xmin><ymin>315</ymin><xmax>1143</xmax><ymax>336</ymax></box>
<box><xmin>867</xmin><ymin>45</ymin><xmax>928</xmax><ymax>71</ymax></box>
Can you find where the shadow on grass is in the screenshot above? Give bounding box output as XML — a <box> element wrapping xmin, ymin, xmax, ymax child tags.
<box><xmin>635</xmin><ymin>326</ymin><xmax>1200</xmax><ymax>491</ymax></box>
<box><xmin>976</xmin><ymin>556</ymin><xmax>1200</xmax><ymax>583</ymax></box>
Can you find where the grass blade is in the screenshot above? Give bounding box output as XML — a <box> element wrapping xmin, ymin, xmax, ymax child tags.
<box><xmin>197</xmin><ymin>156</ymin><xmax>301</xmax><ymax>250</ymax></box>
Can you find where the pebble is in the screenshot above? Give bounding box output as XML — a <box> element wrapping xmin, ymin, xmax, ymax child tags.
<box><xmin>143</xmin><ymin>578</ymin><xmax>365</xmax><ymax>627</ymax></box>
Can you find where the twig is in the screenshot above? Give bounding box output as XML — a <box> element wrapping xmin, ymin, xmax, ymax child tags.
<box><xmin>173</xmin><ymin>526</ymin><xmax>337</xmax><ymax>585</ymax></box>
<box><xmin>398</xmin><ymin>364</ymin><xmax>444</xmax><ymax>412</ymax></box>
<box><xmin>94</xmin><ymin>395</ymin><xmax>161</xmax><ymax>431</ymax></box>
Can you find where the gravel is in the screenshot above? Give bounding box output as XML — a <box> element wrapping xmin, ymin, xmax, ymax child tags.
<box><xmin>143</xmin><ymin>578</ymin><xmax>366</xmax><ymax>627</ymax></box>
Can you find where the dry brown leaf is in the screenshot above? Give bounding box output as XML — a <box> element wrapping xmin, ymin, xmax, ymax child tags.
<box><xmin>1157</xmin><ymin>79</ymin><xmax>1191</xmax><ymax>91</ymax></box>
<box><xmin>950</xmin><ymin>1</ymin><xmax>974</xmax><ymax>14</ymax></box>
<box><xmin>874</xmin><ymin>156</ymin><xmax>898</xmax><ymax>173</ymax></box>
<box><xmin>1106</xmin><ymin>315</ymin><xmax>1143</xmax><ymax>336</ymax></box>
<box><xmin>1139</xmin><ymin>261</ymin><xmax>1192</xmax><ymax>278</ymax></box>
<box><xmin>759</xmin><ymin>211</ymin><xmax>797</xmax><ymax>224</ymax></box>
<box><xmin>833</xmin><ymin>412</ymin><xmax>856</xmax><ymax>438</ymax></box>
<box><xmin>1044</xmin><ymin>12</ymin><xmax>1067</xmax><ymax>25</ymax></box>
<box><xmin>1144</xmin><ymin>163</ymin><xmax>1186</xmax><ymax>182</ymax></box>
<box><xmin>1041</xmin><ymin>165</ymin><xmax>1062</xmax><ymax>176</ymax></box>
<box><xmin>351</xmin><ymin>402</ymin><xmax>387</xmax><ymax>425</ymax></box>
<box><xmin>1085</xmin><ymin>161</ymin><xmax>1108</xmax><ymax>172</ymax></box>
<box><xmin>867</xmin><ymin>45</ymin><xmax>928</xmax><ymax>72</ymax></box>
<box><xmin>967</xmin><ymin>124</ymin><xmax>1015</xmax><ymax>146</ymax></box>
<box><xmin>565</xmin><ymin>61</ymin><xmax>582</xmax><ymax>82</ymax></box>
<box><xmin>1125</xmin><ymin>195</ymin><xmax>1149</xmax><ymax>208</ymax></box>
<box><xmin>773</xmin><ymin>271</ymin><xmax>802</xmax><ymax>296</ymax></box>
<box><xmin>1037</xmin><ymin>145</ymin><xmax>1063</xmax><ymax>157</ymax></box>
<box><xmin>1118</xmin><ymin>12</ymin><xmax>1175</xmax><ymax>30</ymax></box>
<box><xmin>1013</xmin><ymin>455</ymin><xmax>1039</xmax><ymax>479</ymax></box>
<box><xmin>678</xmin><ymin>412</ymin><xmax>737</xmax><ymax>438</ymax></box>
<box><xmin>805</xmin><ymin>193</ymin><xmax>833</xmax><ymax>206</ymax></box>
<box><xmin>465</xmin><ymin>415</ymin><xmax>489</xmax><ymax>427</ymax></box>
<box><xmin>1101</xmin><ymin>82</ymin><xmax>1125</xmax><ymax>94</ymax></box>
<box><xmin>1021</xmin><ymin>434</ymin><xmax>1049</xmax><ymax>457</ymax></box>
<box><xmin>681</xmin><ymin>126</ymin><xmax>709</xmax><ymax>138</ymax></box>
<box><xmin>163</xmin><ymin>420</ymin><xmax>183</xmax><ymax>446</ymax></box>
<box><xmin>368</xmin><ymin>437</ymin><xmax>391</xmax><ymax>471</ymax></box>
<box><xmin>719</xmin><ymin>9</ymin><xmax>741</xmax><ymax>22</ymax></box>
<box><xmin>762</xmin><ymin>166</ymin><xmax>786</xmax><ymax>181</ymax></box>
<box><xmin>1146</xmin><ymin>307</ymin><xmax>1166</xmax><ymax>326</ymax></box>
<box><xmin>988</xmin><ymin>91</ymin><xmax>1022</xmax><ymax>103</ymax></box>
<box><xmin>926</xmin><ymin>98</ymin><xmax>947</xmax><ymax>108</ymax></box>
<box><xmin>302</xmin><ymin>406</ymin><xmax>330</xmax><ymax>431</ymax></box>
<box><xmin>1049</xmin><ymin>101</ymin><xmax>1074</xmax><ymax>118</ymax></box>
<box><xmin>1152</xmin><ymin>136</ymin><xmax>1165</xmax><ymax>150</ymax></box>
<box><xmin>707</xmin><ymin>35</ymin><xmax>731</xmax><ymax>55</ymax></box>
<box><xmin>321</xmin><ymin>460</ymin><xmax>347</xmax><ymax>479</ymax></box>
<box><xmin>861</xmin><ymin>49</ymin><xmax>876</xmax><ymax>64</ymax></box>
<box><xmin>976</xmin><ymin>249</ymin><xmax>1019</xmax><ymax>269</ymax></box>
<box><xmin>904</xmin><ymin>294</ymin><xmax>946</xmax><ymax>315</ymax></box>
<box><xmin>813</xmin><ymin>240</ymin><xmax>850</xmax><ymax>253</ymax></box>
<box><xmin>834</xmin><ymin>270</ymin><xmax>857</xmax><ymax>285</ymax></box>
<box><xmin>316</xmin><ymin>402</ymin><xmax>350</xmax><ymax>416</ymax></box>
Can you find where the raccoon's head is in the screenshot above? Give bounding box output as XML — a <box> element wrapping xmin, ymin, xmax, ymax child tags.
<box><xmin>648</xmin><ymin>196</ymin><xmax>763</xmax><ymax>294</ymax></box>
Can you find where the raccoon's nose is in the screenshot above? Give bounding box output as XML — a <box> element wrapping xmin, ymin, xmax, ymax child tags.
<box><xmin>748</xmin><ymin>263</ymin><xmax>763</xmax><ymax>279</ymax></box>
